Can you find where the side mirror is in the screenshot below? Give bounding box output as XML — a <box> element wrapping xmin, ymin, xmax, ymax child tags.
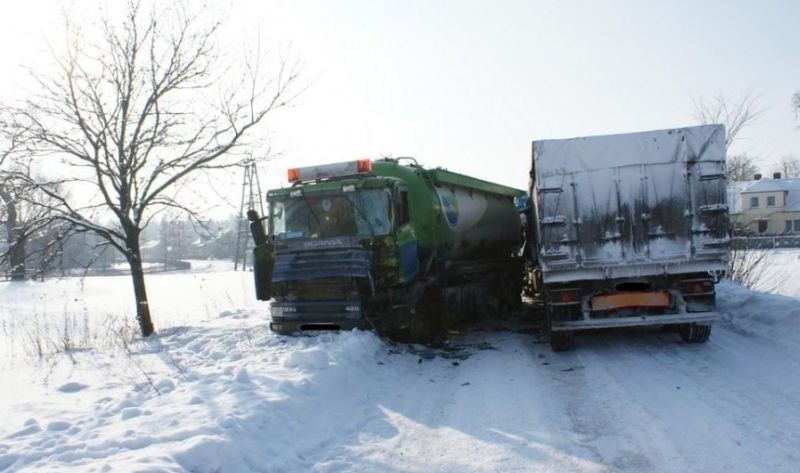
<box><xmin>247</xmin><ymin>209</ymin><xmax>268</xmax><ymax>246</ymax></box>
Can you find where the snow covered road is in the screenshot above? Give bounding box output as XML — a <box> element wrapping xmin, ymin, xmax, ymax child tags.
<box><xmin>299</xmin><ymin>315</ymin><xmax>800</xmax><ymax>473</ymax></box>
<box><xmin>1</xmin><ymin>268</ymin><xmax>799</xmax><ymax>472</ymax></box>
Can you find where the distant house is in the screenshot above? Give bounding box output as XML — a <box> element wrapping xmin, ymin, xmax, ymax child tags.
<box><xmin>727</xmin><ymin>179</ymin><xmax>755</xmax><ymax>217</ymax></box>
<box><xmin>733</xmin><ymin>176</ymin><xmax>800</xmax><ymax>235</ymax></box>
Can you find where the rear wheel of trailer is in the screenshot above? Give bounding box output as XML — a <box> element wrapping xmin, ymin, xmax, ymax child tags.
<box><xmin>545</xmin><ymin>303</ymin><xmax>576</xmax><ymax>351</ymax></box>
<box><xmin>678</xmin><ymin>323</ymin><xmax>712</xmax><ymax>343</ymax></box>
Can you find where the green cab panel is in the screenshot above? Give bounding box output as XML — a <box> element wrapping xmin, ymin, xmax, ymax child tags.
<box><xmin>396</xmin><ymin>223</ymin><xmax>419</xmax><ymax>282</ymax></box>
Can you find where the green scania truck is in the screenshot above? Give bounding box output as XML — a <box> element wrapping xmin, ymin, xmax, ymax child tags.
<box><xmin>248</xmin><ymin>157</ymin><xmax>525</xmax><ymax>342</ymax></box>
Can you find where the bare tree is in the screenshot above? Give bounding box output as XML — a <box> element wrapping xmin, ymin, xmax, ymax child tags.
<box><xmin>725</xmin><ymin>154</ymin><xmax>759</xmax><ymax>182</ymax></box>
<box><xmin>728</xmin><ymin>244</ymin><xmax>771</xmax><ymax>290</ymax></box>
<box><xmin>693</xmin><ymin>92</ymin><xmax>766</xmax><ymax>182</ymax></box>
<box><xmin>780</xmin><ymin>154</ymin><xmax>800</xmax><ymax>178</ymax></box>
<box><xmin>0</xmin><ymin>121</ymin><xmax>27</xmax><ymax>280</ymax></box>
<box><xmin>693</xmin><ymin>92</ymin><xmax>768</xmax><ymax>286</ymax></box>
<box><xmin>793</xmin><ymin>91</ymin><xmax>800</xmax><ymax>119</ymax></box>
<box><xmin>0</xmin><ymin>158</ymin><xmax>66</xmax><ymax>281</ymax></box>
<box><xmin>13</xmin><ymin>1</ymin><xmax>300</xmax><ymax>336</ymax></box>
<box><xmin>693</xmin><ymin>91</ymin><xmax>766</xmax><ymax>149</ymax></box>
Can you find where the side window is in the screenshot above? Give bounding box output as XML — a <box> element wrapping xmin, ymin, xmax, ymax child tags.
<box><xmin>398</xmin><ymin>189</ymin><xmax>410</xmax><ymax>226</ymax></box>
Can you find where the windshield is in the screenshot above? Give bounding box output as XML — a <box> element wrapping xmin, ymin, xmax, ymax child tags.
<box><xmin>271</xmin><ymin>189</ymin><xmax>392</xmax><ymax>240</ymax></box>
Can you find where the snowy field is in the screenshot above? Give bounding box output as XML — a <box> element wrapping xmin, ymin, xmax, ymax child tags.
<box><xmin>1</xmin><ymin>253</ymin><xmax>799</xmax><ymax>472</ymax></box>
<box><xmin>749</xmin><ymin>248</ymin><xmax>800</xmax><ymax>297</ymax></box>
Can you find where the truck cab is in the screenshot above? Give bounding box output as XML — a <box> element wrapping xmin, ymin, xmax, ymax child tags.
<box><xmin>254</xmin><ymin>159</ymin><xmax>416</xmax><ymax>334</ymax></box>
<box><xmin>250</xmin><ymin>157</ymin><xmax>525</xmax><ymax>342</ymax></box>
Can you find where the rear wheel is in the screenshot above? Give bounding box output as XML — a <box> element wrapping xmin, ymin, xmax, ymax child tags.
<box><xmin>679</xmin><ymin>323</ymin><xmax>712</xmax><ymax>343</ymax></box>
<box><xmin>546</xmin><ymin>304</ymin><xmax>575</xmax><ymax>351</ymax></box>
<box><xmin>550</xmin><ymin>330</ymin><xmax>575</xmax><ymax>351</ymax></box>
<box><xmin>398</xmin><ymin>286</ymin><xmax>443</xmax><ymax>346</ymax></box>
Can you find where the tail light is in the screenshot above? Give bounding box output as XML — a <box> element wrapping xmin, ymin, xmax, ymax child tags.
<box><xmin>287</xmin><ymin>168</ymin><xmax>300</xmax><ymax>182</ymax></box>
<box><xmin>549</xmin><ymin>288</ymin><xmax>581</xmax><ymax>305</ymax></box>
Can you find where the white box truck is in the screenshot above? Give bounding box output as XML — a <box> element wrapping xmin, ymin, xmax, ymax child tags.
<box><xmin>527</xmin><ymin>125</ymin><xmax>730</xmax><ymax>350</ymax></box>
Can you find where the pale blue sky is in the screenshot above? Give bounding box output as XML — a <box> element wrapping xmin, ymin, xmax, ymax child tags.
<box><xmin>2</xmin><ymin>0</ymin><xmax>798</xmax><ymax>192</ymax></box>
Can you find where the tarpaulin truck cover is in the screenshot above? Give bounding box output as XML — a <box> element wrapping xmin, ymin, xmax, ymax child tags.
<box><xmin>531</xmin><ymin>125</ymin><xmax>729</xmax><ymax>284</ymax></box>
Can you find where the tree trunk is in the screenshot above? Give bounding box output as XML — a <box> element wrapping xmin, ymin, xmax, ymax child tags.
<box><xmin>0</xmin><ymin>185</ymin><xmax>26</xmax><ymax>281</ymax></box>
<box><xmin>126</xmin><ymin>238</ymin><xmax>155</xmax><ymax>337</ymax></box>
<box><xmin>9</xmin><ymin>230</ymin><xmax>26</xmax><ymax>281</ymax></box>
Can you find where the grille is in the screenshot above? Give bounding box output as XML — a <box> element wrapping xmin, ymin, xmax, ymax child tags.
<box><xmin>283</xmin><ymin>277</ymin><xmax>358</xmax><ymax>301</ymax></box>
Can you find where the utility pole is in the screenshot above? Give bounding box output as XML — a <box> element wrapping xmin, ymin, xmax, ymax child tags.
<box><xmin>234</xmin><ymin>161</ymin><xmax>264</xmax><ymax>270</ymax></box>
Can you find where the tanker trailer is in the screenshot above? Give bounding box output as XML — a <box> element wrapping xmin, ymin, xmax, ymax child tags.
<box><xmin>527</xmin><ymin>125</ymin><xmax>730</xmax><ymax>351</ymax></box>
<box><xmin>249</xmin><ymin>157</ymin><xmax>525</xmax><ymax>342</ymax></box>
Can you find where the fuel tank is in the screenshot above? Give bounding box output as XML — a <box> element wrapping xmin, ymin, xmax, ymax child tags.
<box><xmin>372</xmin><ymin>159</ymin><xmax>524</xmax><ymax>262</ymax></box>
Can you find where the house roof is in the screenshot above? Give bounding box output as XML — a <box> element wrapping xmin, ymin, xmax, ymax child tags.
<box><xmin>741</xmin><ymin>178</ymin><xmax>800</xmax><ymax>194</ymax></box>
<box><xmin>741</xmin><ymin>178</ymin><xmax>800</xmax><ymax>212</ymax></box>
<box><xmin>728</xmin><ymin>180</ymin><xmax>756</xmax><ymax>214</ymax></box>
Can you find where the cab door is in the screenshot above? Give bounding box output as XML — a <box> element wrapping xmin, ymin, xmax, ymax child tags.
<box><xmin>394</xmin><ymin>185</ymin><xmax>419</xmax><ymax>282</ymax></box>
<box><xmin>248</xmin><ymin>209</ymin><xmax>274</xmax><ymax>300</ymax></box>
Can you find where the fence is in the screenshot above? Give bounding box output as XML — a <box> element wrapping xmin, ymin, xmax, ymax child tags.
<box><xmin>732</xmin><ymin>235</ymin><xmax>800</xmax><ymax>250</ymax></box>
<box><xmin>1</xmin><ymin>259</ymin><xmax>192</xmax><ymax>280</ymax></box>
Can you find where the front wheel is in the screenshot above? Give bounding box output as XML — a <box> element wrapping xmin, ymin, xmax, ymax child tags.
<box><xmin>390</xmin><ymin>286</ymin><xmax>443</xmax><ymax>346</ymax></box>
<box><xmin>679</xmin><ymin>323</ymin><xmax>712</xmax><ymax>343</ymax></box>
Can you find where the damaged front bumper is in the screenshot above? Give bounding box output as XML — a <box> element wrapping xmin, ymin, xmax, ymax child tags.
<box><xmin>269</xmin><ymin>301</ymin><xmax>368</xmax><ymax>334</ymax></box>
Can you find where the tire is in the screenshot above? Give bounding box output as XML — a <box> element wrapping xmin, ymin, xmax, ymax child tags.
<box><xmin>407</xmin><ymin>287</ymin><xmax>444</xmax><ymax>346</ymax></box>
<box><xmin>550</xmin><ymin>330</ymin><xmax>575</xmax><ymax>351</ymax></box>
<box><xmin>546</xmin><ymin>304</ymin><xmax>575</xmax><ymax>351</ymax></box>
<box><xmin>679</xmin><ymin>323</ymin><xmax>712</xmax><ymax>343</ymax></box>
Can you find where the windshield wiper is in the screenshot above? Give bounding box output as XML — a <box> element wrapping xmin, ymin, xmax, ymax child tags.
<box><xmin>347</xmin><ymin>194</ymin><xmax>375</xmax><ymax>237</ymax></box>
<box><xmin>289</xmin><ymin>196</ymin><xmax>324</xmax><ymax>238</ymax></box>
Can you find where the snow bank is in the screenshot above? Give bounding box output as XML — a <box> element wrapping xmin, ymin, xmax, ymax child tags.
<box><xmin>749</xmin><ymin>248</ymin><xmax>800</xmax><ymax>298</ymax></box>
<box><xmin>717</xmin><ymin>280</ymin><xmax>800</xmax><ymax>351</ymax></box>
<box><xmin>0</xmin><ymin>312</ymin><xmax>396</xmax><ymax>472</ymax></box>
<box><xmin>0</xmin><ymin>262</ymin><xmax>256</xmax><ymax>360</ymax></box>
<box><xmin>714</xmin><ymin>249</ymin><xmax>800</xmax><ymax>350</ymax></box>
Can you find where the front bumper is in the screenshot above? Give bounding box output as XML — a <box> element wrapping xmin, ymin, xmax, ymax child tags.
<box><xmin>269</xmin><ymin>301</ymin><xmax>368</xmax><ymax>334</ymax></box>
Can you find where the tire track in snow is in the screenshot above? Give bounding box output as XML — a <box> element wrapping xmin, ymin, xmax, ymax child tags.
<box><xmin>330</xmin><ymin>332</ymin><xmax>612</xmax><ymax>473</ymax></box>
<box><xmin>546</xmin><ymin>325</ymin><xmax>800</xmax><ymax>473</ymax></box>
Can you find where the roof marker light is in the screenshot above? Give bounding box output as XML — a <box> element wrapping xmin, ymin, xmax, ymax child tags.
<box><xmin>287</xmin><ymin>159</ymin><xmax>373</xmax><ymax>182</ymax></box>
<box><xmin>357</xmin><ymin>159</ymin><xmax>372</xmax><ymax>173</ymax></box>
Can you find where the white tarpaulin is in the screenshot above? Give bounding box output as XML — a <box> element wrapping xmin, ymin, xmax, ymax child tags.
<box><xmin>531</xmin><ymin>125</ymin><xmax>729</xmax><ymax>283</ymax></box>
